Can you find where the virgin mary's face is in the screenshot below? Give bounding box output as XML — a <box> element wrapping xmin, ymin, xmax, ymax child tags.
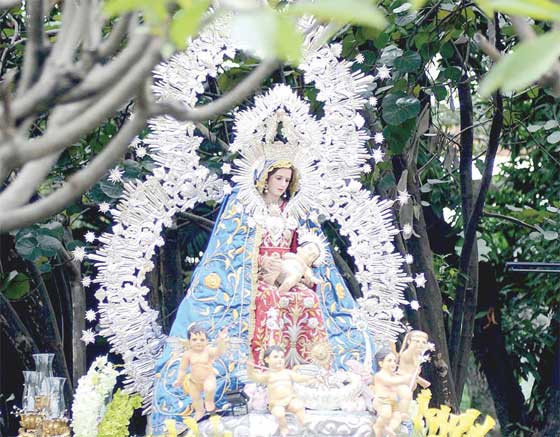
<box><xmin>267</xmin><ymin>168</ymin><xmax>293</xmax><ymax>197</ymax></box>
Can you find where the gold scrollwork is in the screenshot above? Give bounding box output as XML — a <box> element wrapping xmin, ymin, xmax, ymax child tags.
<box><xmin>204</xmin><ymin>273</ymin><xmax>221</xmax><ymax>289</ymax></box>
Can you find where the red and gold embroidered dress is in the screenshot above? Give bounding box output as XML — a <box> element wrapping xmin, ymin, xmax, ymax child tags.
<box><xmin>250</xmin><ymin>203</ymin><xmax>328</xmax><ymax>367</ymax></box>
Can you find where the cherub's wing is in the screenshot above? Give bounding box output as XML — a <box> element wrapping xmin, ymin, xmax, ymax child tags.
<box><xmin>166</xmin><ymin>336</ymin><xmax>189</xmax><ymax>355</ymax></box>
<box><xmin>346</xmin><ymin>359</ymin><xmax>372</xmax><ymax>384</ymax></box>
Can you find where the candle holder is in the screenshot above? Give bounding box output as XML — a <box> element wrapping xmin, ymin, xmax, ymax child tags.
<box><xmin>17</xmin><ymin>412</ymin><xmax>44</xmax><ymax>437</ymax></box>
<box><xmin>42</xmin><ymin>417</ymin><xmax>71</xmax><ymax>436</ymax></box>
<box><xmin>34</xmin><ymin>394</ymin><xmax>50</xmax><ymax>413</ymax></box>
<box><xmin>22</xmin><ymin>371</ymin><xmax>41</xmax><ymax>412</ymax></box>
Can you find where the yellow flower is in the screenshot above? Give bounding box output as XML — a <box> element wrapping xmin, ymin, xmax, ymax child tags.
<box><xmin>425</xmin><ymin>408</ymin><xmax>441</xmax><ymax>435</ymax></box>
<box><xmin>209</xmin><ymin>415</ymin><xmax>222</xmax><ymax>437</ymax></box>
<box><xmin>476</xmin><ymin>415</ymin><xmax>496</xmax><ymax>436</ymax></box>
<box><xmin>436</xmin><ymin>405</ymin><xmax>452</xmax><ymax>436</ymax></box>
<box><xmin>416</xmin><ymin>389</ymin><xmax>432</xmax><ymax>417</ymax></box>
<box><xmin>163</xmin><ymin>420</ymin><xmax>177</xmax><ymax>437</ymax></box>
<box><xmin>182</xmin><ymin>417</ymin><xmax>200</xmax><ymax>437</ymax></box>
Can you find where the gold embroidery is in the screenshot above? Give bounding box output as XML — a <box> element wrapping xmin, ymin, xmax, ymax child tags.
<box><xmin>203</xmin><ymin>273</ymin><xmax>221</xmax><ymax>289</ymax></box>
<box><xmin>336</xmin><ymin>283</ymin><xmax>346</xmax><ymax>299</ymax></box>
<box><xmin>248</xmin><ymin>224</ymin><xmax>263</xmax><ymax>350</ymax></box>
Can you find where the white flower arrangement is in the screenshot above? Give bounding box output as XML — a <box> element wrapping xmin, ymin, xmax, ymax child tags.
<box><xmin>71</xmin><ymin>356</ymin><xmax>119</xmax><ymax>437</ymax></box>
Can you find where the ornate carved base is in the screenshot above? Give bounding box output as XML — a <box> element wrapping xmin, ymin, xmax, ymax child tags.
<box><xmin>179</xmin><ymin>411</ymin><xmax>413</xmax><ymax>437</ymax></box>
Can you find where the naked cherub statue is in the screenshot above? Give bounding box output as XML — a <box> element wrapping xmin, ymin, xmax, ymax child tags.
<box><xmin>247</xmin><ymin>345</ymin><xmax>316</xmax><ymax>436</ymax></box>
<box><xmin>395</xmin><ymin>330</ymin><xmax>432</xmax><ymax>425</ymax></box>
<box><xmin>371</xmin><ymin>349</ymin><xmax>412</xmax><ymax>437</ymax></box>
<box><xmin>173</xmin><ymin>325</ymin><xmax>228</xmax><ymax>420</ymax></box>
<box><xmin>275</xmin><ymin>242</ymin><xmax>323</xmax><ymax>293</ymax></box>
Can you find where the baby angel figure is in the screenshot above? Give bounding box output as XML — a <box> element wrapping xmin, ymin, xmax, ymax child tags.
<box><xmin>173</xmin><ymin>325</ymin><xmax>228</xmax><ymax>421</ymax></box>
<box><xmin>395</xmin><ymin>330</ymin><xmax>433</xmax><ymax>426</ymax></box>
<box><xmin>276</xmin><ymin>241</ymin><xmax>323</xmax><ymax>293</ymax></box>
<box><xmin>371</xmin><ymin>349</ymin><xmax>412</xmax><ymax>437</ymax></box>
<box><xmin>247</xmin><ymin>346</ymin><xmax>316</xmax><ymax>436</ymax></box>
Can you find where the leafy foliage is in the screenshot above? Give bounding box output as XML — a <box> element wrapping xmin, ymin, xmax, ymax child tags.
<box><xmin>97</xmin><ymin>389</ymin><xmax>143</xmax><ymax>437</ymax></box>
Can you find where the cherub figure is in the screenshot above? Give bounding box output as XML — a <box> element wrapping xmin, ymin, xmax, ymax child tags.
<box><xmin>247</xmin><ymin>345</ymin><xmax>316</xmax><ymax>436</ymax></box>
<box><xmin>371</xmin><ymin>349</ymin><xmax>411</xmax><ymax>437</ymax></box>
<box><xmin>173</xmin><ymin>325</ymin><xmax>228</xmax><ymax>421</ymax></box>
<box><xmin>275</xmin><ymin>242</ymin><xmax>322</xmax><ymax>293</ymax></box>
<box><xmin>395</xmin><ymin>330</ymin><xmax>432</xmax><ymax>423</ymax></box>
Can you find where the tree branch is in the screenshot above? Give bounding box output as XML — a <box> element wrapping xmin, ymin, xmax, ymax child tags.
<box><xmin>150</xmin><ymin>58</ymin><xmax>280</xmax><ymax>122</ymax></box>
<box><xmin>57</xmin><ymin>245</ymin><xmax>85</xmax><ymax>388</ymax></box>
<box><xmin>455</xmin><ymin>91</ymin><xmax>503</xmax><ymax>395</ymax></box>
<box><xmin>0</xmin><ymin>101</ymin><xmax>149</xmax><ymax>232</ymax></box>
<box><xmin>0</xmin><ymin>37</ymin><xmax>162</xmax><ymax>176</ymax></box>
<box><xmin>98</xmin><ymin>13</ymin><xmax>133</xmax><ymax>59</ymax></box>
<box><xmin>194</xmin><ymin>122</ymin><xmax>229</xmax><ymax>152</ymax></box>
<box><xmin>449</xmin><ymin>59</ymin><xmax>475</xmax><ymax>387</ymax></box>
<box><xmin>483</xmin><ymin>210</ymin><xmax>540</xmax><ymax>232</ymax></box>
<box><xmin>0</xmin><ymin>0</ymin><xmax>20</xmax><ymax>8</ymax></box>
<box><xmin>16</xmin><ymin>0</ymin><xmax>45</xmax><ymax>94</ymax></box>
<box><xmin>60</xmin><ymin>32</ymin><xmax>150</xmax><ymax>103</ymax></box>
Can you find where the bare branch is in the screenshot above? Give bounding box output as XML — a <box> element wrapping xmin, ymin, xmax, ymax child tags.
<box><xmin>194</xmin><ymin>122</ymin><xmax>229</xmax><ymax>152</ymax></box>
<box><xmin>17</xmin><ymin>0</ymin><xmax>45</xmax><ymax>94</ymax></box>
<box><xmin>0</xmin><ymin>152</ymin><xmax>61</xmax><ymax>209</ymax></box>
<box><xmin>98</xmin><ymin>13</ymin><xmax>133</xmax><ymax>59</ymax></box>
<box><xmin>60</xmin><ymin>32</ymin><xmax>151</xmax><ymax>103</ymax></box>
<box><xmin>150</xmin><ymin>58</ymin><xmax>280</xmax><ymax>122</ymax></box>
<box><xmin>0</xmin><ymin>0</ymin><xmax>20</xmax><ymax>9</ymax></box>
<box><xmin>474</xmin><ymin>33</ymin><xmax>501</xmax><ymax>62</ymax></box>
<box><xmin>0</xmin><ymin>105</ymin><xmax>149</xmax><ymax>232</ymax></box>
<box><xmin>483</xmin><ymin>210</ymin><xmax>541</xmax><ymax>232</ymax></box>
<box><xmin>0</xmin><ymin>38</ymin><xmax>162</xmax><ymax>176</ymax></box>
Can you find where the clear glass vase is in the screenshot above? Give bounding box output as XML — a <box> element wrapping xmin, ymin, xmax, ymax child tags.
<box><xmin>33</xmin><ymin>353</ymin><xmax>54</xmax><ymax>378</ymax></box>
<box><xmin>33</xmin><ymin>353</ymin><xmax>54</xmax><ymax>396</ymax></box>
<box><xmin>22</xmin><ymin>371</ymin><xmax>41</xmax><ymax>412</ymax></box>
<box><xmin>46</xmin><ymin>377</ymin><xmax>66</xmax><ymax>418</ymax></box>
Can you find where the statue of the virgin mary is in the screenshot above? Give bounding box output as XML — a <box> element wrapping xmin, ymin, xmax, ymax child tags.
<box><xmin>149</xmin><ymin>138</ymin><xmax>379</xmax><ymax>433</ymax></box>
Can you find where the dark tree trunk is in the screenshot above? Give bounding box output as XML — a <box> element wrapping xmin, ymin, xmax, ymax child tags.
<box><xmin>160</xmin><ymin>225</ymin><xmax>184</xmax><ymax>332</ymax></box>
<box><xmin>537</xmin><ymin>314</ymin><xmax>560</xmax><ymax>436</ymax></box>
<box><xmin>472</xmin><ymin>263</ymin><xmax>527</xmax><ymax>435</ymax></box>
<box><xmin>57</xmin><ymin>248</ymin><xmax>86</xmax><ymax>389</ymax></box>
<box><xmin>24</xmin><ymin>262</ymin><xmax>72</xmax><ymax>386</ymax></box>
<box><xmin>393</xmin><ymin>155</ymin><xmax>459</xmax><ymax>410</ymax></box>
<box><xmin>0</xmin><ymin>291</ymin><xmax>39</xmax><ymax>369</ymax></box>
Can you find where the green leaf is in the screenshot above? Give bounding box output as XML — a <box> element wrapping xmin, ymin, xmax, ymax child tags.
<box><xmin>170</xmin><ymin>0</ymin><xmax>211</xmax><ymax>49</ymax></box>
<box><xmin>99</xmin><ymin>180</ymin><xmax>124</xmax><ymax>198</ymax></box>
<box><xmin>440</xmin><ymin>41</ymin><xmax>454</xmax><ymax>59</ymax></box>
<box><xmin>2</xmin><ymin>272</ymin><xmax>30</xmax><ymax>300</ymax></box>
<box><xmin>384</xmin><ymin>118</ymin><xmax>416</xmax><ymax>154</ymax></box>
<box><xmin>104</xmin><ymin>0</ymin><xmax>139</xmax><ymax>16</ymax></box>
<box><xmin>443</xmin><ymin>66</ymin><xmax>462</xmax><ymax>81</ymax></box>
<box><xmin>16</xmin><ymin>236</ymin><xmax>39</xmax><ymax>260</ymax></box>
<box><xmin>433</xmin><ymin>85</ymin><xmax>448</xmax><ymax>101</ymax></box>
<box><xmin>287</xmin><ymin>0</ymin><xmax>387</xmax><ymax>29</ymax></box>
<box><xmin>394</xmin><ymin>51</ymin><xmax>422</xmax><ymax>73</ymax></box>
<box><xmin>412</xmin><ymin>0</ymin><xmax>429</xmax><ymax>9</ymax></box>
<box><xmin>546</xmin><ymin>131</ymin><xmax>560</xmax><ymax>144</ymax></box>
<box><xmin>485</xmin><ymin>0</ymin><xmax>560</xmax><ymax>22</ymax></box>
<box><xmin>104</xmin><ymin>0</ymin><xmax>168</xmax><ymax>23</ymax></box>
<box><xmin>382</xmin><ymin>92</ymin><xmax>421</xmax><ymax>125</ymax></box>
<box><xmin>231</xmin><ymin>11</ymin><xmax>303</xmax><ymax>64</ymax></box>
<box><xmin>479</xmin><ymin>31</ymin><xmax>560</xmax><ymax>97</ymax></box>
<box><xmin>36</xmin><ymin>234</ymin><xmax>61</xmax><ymax>257</ymax></box>
<box><xmin>378</xmin><ymin>45</ymin><xmax>403</xmax><ymax>66</ymax></box>
<box><xmin>38</xmin><ymin>222</ymin><xmax>64</xmax><ymax>240</ymax></box>
<box><xmin>274</xmin><ymin>14</ymin><xmax>303</xmax><ymax>65</ymax></box>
